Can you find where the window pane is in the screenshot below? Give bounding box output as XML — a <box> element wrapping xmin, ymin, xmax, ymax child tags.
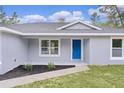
<box><xmin>41</xmin><ymin>48</ymin><xmax>49</xmax><ymax>54</ymax></box>
<box><xmin>41</xmin><ymin>40</ymin><xmax>49</xmax><ymax>47</ymax></box>
<box><xmin>51</xmin><ymin>40</ymin><xmax>58</xmax><ymax>47</ymax></box>
<box><xmin>112</xmin><ymin>39</ymin><xmax>122</xmax><ymax>48</ymax></box>
<box><xmin>112</xmin><ymin>49</ymin><xmax>122</xmax><ymax>57</ymax></box>
<box><xmin>50</xmin><ymin>48</ymin><xmax>58</xmax><ymax>55</ymax></box>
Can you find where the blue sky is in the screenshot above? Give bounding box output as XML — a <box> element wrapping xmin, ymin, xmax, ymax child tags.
<box><xmin>2</xmin><ymin>5</ymin><xmax>103</xmax><ymax>23</ymax></box>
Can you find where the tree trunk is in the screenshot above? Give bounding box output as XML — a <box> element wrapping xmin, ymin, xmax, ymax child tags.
<box><xmin>115</xmin><ymin>5</ymin><xmax>123</xmax><ymax>26</ymax></box>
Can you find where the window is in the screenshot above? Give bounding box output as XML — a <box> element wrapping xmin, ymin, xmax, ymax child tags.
<box><xmin>39</xmin><ymin>39</ymin><xmax>60</xmax><ymax>56</ymax></box>
<box><xmin>112</xmin><ymin>39</ymin><xmax>123</xmax><ymax>58</ymax></box>
<box><xmin>41</xmin><ymin>40</ymin><xmax>49</xmax><ymax>55</ymax></box>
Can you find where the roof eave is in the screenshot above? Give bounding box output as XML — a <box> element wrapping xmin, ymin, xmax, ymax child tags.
<box><xmin>1</xmin><ymin>27</ymin><xmax>124</xmax><ymax>36</ymax></box>
<box><xmin>0</xmin><ymin>27</ymin><xmax>23</xmax><ymax>35</ymax></box>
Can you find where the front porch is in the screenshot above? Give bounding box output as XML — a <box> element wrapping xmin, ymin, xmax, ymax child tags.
<box><xmin>23</xmin><ymin>36</ymin><xmax>90</xmax><ymax>66</ymax></box>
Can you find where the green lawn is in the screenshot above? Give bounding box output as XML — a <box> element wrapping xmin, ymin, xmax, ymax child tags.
<box><xmin>15</xmin><ymin>65</ymin><xmax>124</xmax><ymax>88</ymax></box>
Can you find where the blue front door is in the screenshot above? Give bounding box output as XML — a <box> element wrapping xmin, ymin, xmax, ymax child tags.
<box><xmin>72</xmin><ymin>39</ymin><xmax>81</xmax><ymax>60</ymax></box>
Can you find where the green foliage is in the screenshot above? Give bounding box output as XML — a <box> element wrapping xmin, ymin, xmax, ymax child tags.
<box><xmin>90</xmin><ymin>12</ymin><xmax>100</xmax><ymax>24</ymax></box>
<box><xmin>47</xmin><ymin>62</ymin><xmax>56</xmax><ymax>71</ymax></box>
<box><xmin>99</xmin><ymin>22</ymin><xmax>122</xmax><ymax>28</ymax></box>
<box><xmin>0</xmin><ymin>6</ymin><xmax>19</xmax><ymax>24</ymax></box>
<box><xmin>99</xmin><ymin>22</ymin><xmax>111</xmax><ymax>26</ymax></box>
<box><xmin>22</xmin><ymin>64</ymin><xmax>33</xmax><ymax>71</ymax></box>
<box><xmin>99</xmin><ymin>5</ymin><xmax>124</xmax><ymax>27</ymax></box>
<box><xmin>0</xmin><ymin>6</ymin><xmax>6</xmax><ymax>23</ymax></box>
<box><xmin>6</xmin><ymin>12</ymin><xmax>20</xmax><ymax>24</ymax></box>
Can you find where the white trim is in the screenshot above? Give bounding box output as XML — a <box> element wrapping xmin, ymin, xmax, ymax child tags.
<box><xmin>39</xmin><ymin>38</ymin><xmax>60</xmax><ymax>57</ymax></box>
<box><xmin>1</xmin><ymin>27</ymin><xmax>124</xmax><ymax>36</ymax></box>
<box><xmin>0</xmin><ymin>27</ymin><xmax>23</xmax><ymax>35</ymax></box>
<box><xmin>22</xmin><ymin>33</ymin><xmax>124</xmax><ymax>36</ymax></box>
<box><xmin>56</xmin><ymin>20</ymin><xmax>102</xmax><ymax>30</ymax></box>
<box><xmin>71</xmin><ymin>39</ymin><xmax>73</xmax><ymax>61</ymax></box>
<box><xmin>111</xmin><ymin>57</ymin><xmax>124</xmax><ymax>60</ymax></box>
<box><xmin>110</xmin><ymin>37</ymin><xmax>124</xmax><ymax>60</ymax></box>
<box><xmin>0</xmin><ymin>32</ymin><xmax>2</xmax><ymax>65</ymax></box>
<box><xmin>110</xmin><ymin>37</ymin><xmax>112</xmax><ymax>60</ymax></box>
<box><xmin>1</xmin><ymin>26</ymin><xmax>124</xmax><ymax>36</ymax></box>
<box><xmin>71</xmin><ymin>38</ymin><xmax>83</xmax><ymax>61</ymax></box>
<box><xmin>81</xmin><ymin>39</ymin><xmax>84</xmax><ymax>60</ymax></box>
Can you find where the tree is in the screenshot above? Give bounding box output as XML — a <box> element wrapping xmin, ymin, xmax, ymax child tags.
<box><xmin>115</xmin><ymin>5</ymin><xmax>123</xmax><ymax>26</ymax></box>
<box><xmin>0</xmin><ymin>6</ymin><xmax>6</xmax><ymax>23</ymax></box>
<box><xmin>119</xmin><ymin>11</ymin><xmax>124</xmax><ymax>26</ymax></box>
<box><xmin>121</xmin><ymin>12</ymin><xmax>124</xmax><ymax>20</ymax></box>
<box><xmin>0</xmin><ymin>6</ymin><xmax>19</xmax><ymax>24</ymax></box>
<box><xmin>6</xmin><ymin>12</ymin><xmax>20</xmax><ymax>24</ymax></box>
<box><xmin>99</xmin><ymin>5</ymin><xmax>123</xmax><ymax>27</ymax></box>
<box><xmin>90</xmin><ymin>12</ymin><xmax>100</xmax><ymax>24</ymax></box>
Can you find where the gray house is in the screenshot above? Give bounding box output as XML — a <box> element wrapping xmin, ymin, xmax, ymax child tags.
<box><xmin>0</xmin><ymin>20</ymin><xmax>124</xmax><ymax>74</ymax></box>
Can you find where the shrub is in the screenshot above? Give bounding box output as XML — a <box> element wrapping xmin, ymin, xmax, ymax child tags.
<box><xmin>47</xmin><ymin>62</ymin><xmax>56</xmax><ymax>70</ymax></box>
<box><xmin>22</xmin><ymin>64</ymin><xmax>33</xmax><ymax>71</ymax></box>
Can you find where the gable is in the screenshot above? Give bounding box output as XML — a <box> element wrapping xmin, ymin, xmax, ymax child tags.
<box><xmin>57</xmin><ymin>20</ymin><xmax>102</xmax><ymax>30</ymax></box>
<box><xmin>65</xmin><ymin>23</ymin><xmax>92</xmax><ymax>30</ymax></box>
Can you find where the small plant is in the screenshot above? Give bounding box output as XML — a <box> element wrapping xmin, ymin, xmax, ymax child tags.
<box><xmin>22</xmin><ymin>64</ymin><xmax>33</xmax><ymax>71</ymax></box>
<box><xmin>47</xmin><ymin>62</ymin><xmax>56</xmax><ymax>71</ymax></box>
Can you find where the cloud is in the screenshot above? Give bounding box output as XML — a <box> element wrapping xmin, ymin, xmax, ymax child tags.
<box><xmin>19</xmin><ymin>14</ymin><xmax>46</xmax><ymax>23</ymax></box>
<box><xmin>88</xmin><ymin>8</ymin><xmax>107</xmax><ymax>17</ymax></box>
<box><xmin>19</xmin><ymin>11</ymin><xmax>85</xmax><ymax>23</ymax></box>
<box><xmin>73</xmin><ymin>11</ymin><xmax>82</xmax><ymax>17</ymax></box>
<box><xmin>48</xmin><ymin>11</ymin><xmax>84</xmax><ymax>22</ymax></box>
<box><xmin>48</xmin><ymin>11</ymin><xmax>71</xmax><ymax>22</ymax></box>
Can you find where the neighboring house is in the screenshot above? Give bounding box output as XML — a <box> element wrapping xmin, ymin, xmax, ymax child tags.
<box><xmin>0</xmin><ymin>20</ymin><xmax>124</xmax><ymax>74</ymax></box>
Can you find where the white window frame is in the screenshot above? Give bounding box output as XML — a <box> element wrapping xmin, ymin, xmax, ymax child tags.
<box><xmin>39</xmin><ymin>38</ymin><xmax>60</xmax><ymax>57</ymax></box>
<box><xmin>110</xmin><ymin>37</ymin><xmax>124</xmax><ymax>60</ymax></box>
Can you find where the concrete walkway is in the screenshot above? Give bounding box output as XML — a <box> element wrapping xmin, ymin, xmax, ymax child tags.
<box><xmin>0</xmin><ymin>66</ymin><xmax>89</xmax><ymax>88</ymax></box>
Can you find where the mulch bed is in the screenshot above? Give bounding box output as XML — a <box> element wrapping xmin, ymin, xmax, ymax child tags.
<box><xmin>0</xmin><ymin>65</ymin><xmax>75</xmax><ymax>81</ymax></box>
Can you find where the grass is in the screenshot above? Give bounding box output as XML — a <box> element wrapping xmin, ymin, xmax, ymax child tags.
<box><xmin>15</xmin><ymin>65</ymin><xmax>124</xmax><ymax>88</ymax></box>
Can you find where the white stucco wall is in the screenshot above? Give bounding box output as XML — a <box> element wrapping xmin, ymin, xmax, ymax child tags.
<box><xmin>28</xmin><ymin>38</ymin><xmax>72</xmax><ymax>65</ymax></box>
<box><xmin>89</xmin><ymin>36</ymin><xmax>124</xmax><ymax>65</ymax></box>
<box><xmin>1</xmin><ymin>32</ymin><xmax>28</xmax><ymax>74</ymax></box>
<box><xmin>84</xmin><ymin>39</ymin><xmax>90</xmax><ymax>64</ymax></box>
<box><xmin>1</xmin><ymin>34</ymin><xmax>124</xmax><ymax>74</ymax></box>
